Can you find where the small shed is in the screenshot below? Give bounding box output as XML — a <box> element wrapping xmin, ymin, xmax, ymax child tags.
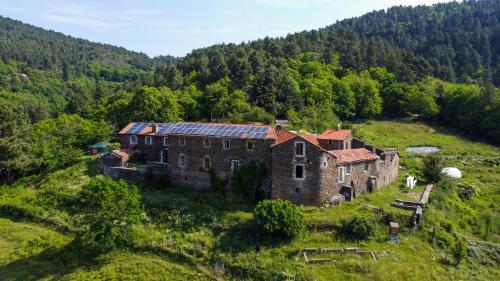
<box><xmin>89</xmin><ymin>141</ymin><xmax>111</xmax><ymax>155</ymax></box>
<box><xmin>101</xmin><ymin>149</ymin><xmax>133</xmax><ymax>167</ymax></box>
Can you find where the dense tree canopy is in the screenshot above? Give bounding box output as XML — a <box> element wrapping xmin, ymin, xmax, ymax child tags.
<box><xmin>0</xmin><ymin>0</ymin><xmax>499</xmax><ymax>184</ymax></box>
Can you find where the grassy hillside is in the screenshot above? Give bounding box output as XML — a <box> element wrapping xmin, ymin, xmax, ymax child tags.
<box><xmin>0</xmin><ymin>121</ymin><xmax>498</xmax><ymax>280</ymax></box>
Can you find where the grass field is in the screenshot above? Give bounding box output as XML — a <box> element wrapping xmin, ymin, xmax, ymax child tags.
<box><xmin>0</xmin><ymin>120</ymin><xmax>498</xmax><ymax>280</ymax></box>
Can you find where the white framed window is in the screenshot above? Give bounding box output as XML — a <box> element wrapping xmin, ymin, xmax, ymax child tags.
<box><xmin>295</xmin><ymin>141</ymin><xmax>305</xmax><ymax>157</ymax></box>
<box><xmin>145</xmin><ymin>136</ymin><xmax>153</xmax><ymax>145</ymax></box>
<box><xmin>178</xmin><ymin>154</ymin><xmax>186</xmax><ymax>168</ymax></box>
<box><xmin>230</xmin><ymin>160</ymin><xmax>240</xmax><ymax>173</ymax></box>
<box><xmin>129</xmin><ymin>135</ymin><xmax>138</xmax><ymax>145</ymax></box>
<box><xmin>203</xmin><ymin>138</ymin><xmax>211</xmax><ymax>148</ymax></box>
<box><xmin>179</xmin><ymin>136</ymin><xmax>185</xmax><ymax>146</ymax></box>
<box><xmin>246</xmin><ymin>140</ymin><xmax>254</xmax><ymax>151</ymax></box>
<box><xmin>338</xmin><ymin>166</ymin><xmax>346</xmax><ymax>183</ymax></box>
<box><xmin>294</xmin><ymin>164</ymin><xmax>305</xmax><ymax>180</ymax></box>
<box><xmin>223</xmin><ymin>139</ymin><xmax>231</xmax><ymax>150</ymax></box>
<box><xmin>364</xmin><ymin>161</ymin><xmax>369</xmax><ymax>172</ymax></box>
<box><xmin>203</xmin><ymin>155</ymin><xmax>211</xmax><ymax>170</ymax></box>
<box><xmin>163</xmin><ymin>137</ymin><xmax>168</xmax><ymax>147</ymax></box>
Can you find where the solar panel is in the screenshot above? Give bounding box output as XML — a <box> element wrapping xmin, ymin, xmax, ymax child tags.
<box><xmin>126</xmin><ymin>122</ymin><xmax>142</xmax><ymax>134</ymax></box>
<box><xmin>153</xmin><ymin>122</ymin><xmax>270</xmax><ymax>139</ymax></box>
<box><xmin>130</xmin><ymin>122</ymin><xmax>148</xmax><ymax>134</ymax></box>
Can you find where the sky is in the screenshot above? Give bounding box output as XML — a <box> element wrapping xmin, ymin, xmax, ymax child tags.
<box><xmin>0</xmin><ymin>0</ymin><xmax>456</xmax><ymax>57</ymax></box>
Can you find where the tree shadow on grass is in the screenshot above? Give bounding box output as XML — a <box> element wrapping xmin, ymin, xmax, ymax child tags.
<box><xmin>0</xmin><ymin>240</ymin><xmax>102</xmax><ymax>281</ymax></box>
<box><xmin>214</xmin><ymin>222</ymin><xmax>292</xmax><ymax>254</ymax></box>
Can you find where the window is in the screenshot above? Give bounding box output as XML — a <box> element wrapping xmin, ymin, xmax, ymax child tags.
<box><xmin>178</xmin><ymin>154</ymin><xmax>186</xmax><ymax>168</ymax></box>
<box><xmin>338</xmin><ymin>166</ymin><xmax>345</xmax><ymax>183</ymax></box>
<box><xmin>203</xmin><ymin>156</ymin><xmax>211</xmax><ymax>170</ymax></box>
<box><xmin>160</xmin><ymin>151</ymin><xmax>166</xmax><ymax>163</ymax></box>
<box><xmin>230</xmin><ymin>160</ymin><xmax>240</xmax><ymax>173</ymax></box>
<box><xmin>129</xmin><ymin>135</ymin><xmax>137</xmax><ymax>145</ymax></box>
<box><xmin>295</xmin><ymin>164</ymin><xmax>305</xmax><ymax>179</ymax></box>
<box><xmin>364</xmin><ymin>161</ymin><xmax>369</xmax><ymax>172</ymax></box>
<box><xmin>203</xmin><ymin>138</ymin><xmax>211</xmax><ymax>148</ymax></box>
<box><xmin>145</xmin><ymin>136</ymin><xmax>153</xmax><ymax>145</ymax></box>
<box><xmin>179</xmin><ymin>136</ymin><xmax>185</xmax><ymax>146</ymax></box>
<box><xmin>345</xmin><ymin>141</ymin><xmax>349</xmax><ymax>149</ymax></box>
<box><xmin>295</xmin><ymin>142</ymin><xmax>305</xmax><ymax>156</ymax></box>
<box><xmin>346</xmin><ymin>163</ymin><xmax>352</xmax><ymax>175</ymax></box>
<box><xmin>247</xmin><ymin>140</ymin><xmax>254</xmax><ymax>151</ymax></box>
<box><xmin>223</xmin><ymin>139</ymin><xmax>231</xmax><ymax>150</ymax></box>
<box><xmin>163</xmin><ymin>137</ymin><xmax>168</xmax><ymax>147</ymax></box>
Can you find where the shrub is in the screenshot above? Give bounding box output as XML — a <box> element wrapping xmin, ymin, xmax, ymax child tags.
<box><xmin>422</xmin><ymin>153</ymin><xmax>444</xmax><ymax>183</ymax></box>
<box><xmin>457</xmin><ymin>182</ymin><xmax>479</xmax><ymax>200</ymax></box>
<box><xmin>453</xmin><ymin>239</ymin><xmax>468</xmax><ymax>265</ymax></box>
<box><xmin>231</xmin><ymin>161</ymin><xmax>267</xmax><ymax>197</ymax></box>
<box><xmin>76</xmin><ymin>176</ymin><xmax>144</xmax><ymax>252</ymax></box>
<box><xmin>337</xmin><ymin>217</ymin><xmax>374</xmax><ymax>241</ymax></box>
<box><xmin>209</xmin><ymin>168</ymin><xmax>227</xmax><ymax>192</ymax></box>
<box><xmin>253</xmin><ymin>199</ymin><xmax>304</xmax><ymax>238</ymax></box>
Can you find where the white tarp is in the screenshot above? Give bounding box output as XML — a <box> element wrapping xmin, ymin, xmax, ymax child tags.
<box><xmin>442</xmin><ymin>167</ymin><xmax>462</xmax><ymax>178</ymax></box>
<box><xmin>406</xmin><ymin>176</ymin><xmax>417</xmax><ymax>189</ymax></box>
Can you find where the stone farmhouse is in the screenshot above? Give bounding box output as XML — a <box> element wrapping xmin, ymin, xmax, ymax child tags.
<box><xmin>104</xmin><ymin>122</ymin><xmax>399</xmax><ymax>205</ymax></box>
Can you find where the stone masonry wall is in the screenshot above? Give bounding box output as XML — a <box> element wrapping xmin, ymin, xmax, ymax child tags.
<box><xmin>271</xmin><ymin>136</ymin><xmax>337</xmax><ymax>205</ymax></box>
<box><xmin>120</xmin><ymin>134</ymin><xmax>168</xmax><ymax>163</ymax></box>
<box><xmin>337</xmin><ymin>159</ymin><xmax>378</xmax><ymax>198</ymax></box>
<box><xmin>318</xmin><ymin>132</ymin><xmax>353</xmax><ymax>150</ymax></box>
<box><xmin>103</xmin><ymin>166</ymin><xmax>145</xmax><ymax>182</ymax></box>
<box><xmin>167</xmin><ymin>135</ymin><xmax>274</xmax><ymax>192</ymax></box>
<box><xmin>375</xmin><ymin>150</ymin><xmax>399</xmax><ymax>189</ymax></box>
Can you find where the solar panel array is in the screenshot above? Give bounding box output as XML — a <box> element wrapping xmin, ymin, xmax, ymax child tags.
<box><xmin>165</xmin><ymin>123</ymin><xmax>270</xmax><ymax>139</ymax></box>
<box><xmin>125</xmin><ymin>122</ymin><xmax>270</xmax><ymax>139</ymax></box>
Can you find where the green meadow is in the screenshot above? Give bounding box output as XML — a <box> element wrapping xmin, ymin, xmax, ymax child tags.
<box><xmin>0</xmin><ymin>121</ymin><xmax>498</xmax><ymax>280</ymax></box>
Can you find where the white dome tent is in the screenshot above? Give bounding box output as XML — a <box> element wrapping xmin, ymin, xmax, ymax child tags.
<box><xmin>442</xmin><ymin>167</ymin><xmax>462</xmax><ymax>179</ymax></box>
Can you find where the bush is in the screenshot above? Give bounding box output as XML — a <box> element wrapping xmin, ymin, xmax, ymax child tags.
<box><xmin>76</xmin><ymin>176</ymin><xmax>144</xmax><ymax>252</ymax></box>
<box><xmin>209</xmin><ymin>168</ymin><xmax>227</xmax><ymax>192</ymax></box>
<box><xmin>422</xmin><ymin>153</ymin><xmax>444</xmax><ymax>183</ymax></box>
<box><xmin>453</xmin><ymin>239</ymin><xmax>468</xmax><ymax>265</ymax></box>
<box><xmin>253</xmin><ymin>199</ymin><xmax>304</xmax><ymax>238</ymax></box>
<box><xmin>231</xmin><ymin>161</ymin><xmax>267</xmax><ymax>197</ymax></box>
<box><xmin>457</xmin><ymin>182</ymin><xmax>479</xmax><ymax>200</ymax></box>
<box><xmin>337</xmin><ymin>217</ymin><xmax>374</xmax><ymax>241</ymax></box>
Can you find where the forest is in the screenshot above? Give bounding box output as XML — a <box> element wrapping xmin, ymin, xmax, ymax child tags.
<box><xmin>0</xmin><ymin>0</ymin><xmax>499</xmax><ymax>183</ymax></box>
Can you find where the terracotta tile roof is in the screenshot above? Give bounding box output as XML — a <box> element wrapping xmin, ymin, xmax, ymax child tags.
<box><xmin>318</xmin><ymin>129</ymin><xmax>352</xmax><ymax>140</ymax></box>
<box><xmin>275</xmin><ymin>127</ymin><xmax>297</xmax><ymax>145</ymax></box>
<box><xmin>299</xmin><ymin>133</ymin><xmax>319</xmax><ymax>146</ymax></box>
<box><xmin>329</xmin><ymin>148</ymin><xmax>378</xmax><ymax>164</ymax></box>
<box><xmin>118</xmin><ymin>123</ymin><xmax>135</xmax><ymax>134</ymax></box>
<box><xmin>112</xmin><ymin>149</ymin><xmax>133</xmax><ymax>159</ymax></box>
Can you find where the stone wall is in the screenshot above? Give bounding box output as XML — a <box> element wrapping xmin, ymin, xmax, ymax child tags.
<box><xmin>375</xmin><ymin>150</ymin><xmax>399</xmax><ymax>189</ymax></box>
<box><xmin>336</xmin><ymin>159</ymin><xmax>378</xmax><ymax>199</ymax></box>
<box><xmin>101</xmin><ymin>154</ymin><xmax>124</xmax><ymax>168</ymax></box>
<box><xmin>318</xmin><ymin>132</ymin><xmax>353</xmax><ymax>150</ymax></box>
<box><xmin>167</xmin><ymin>135</ymin><xmax>274</xmax><ymax>192</ymax></box>
<box><xmin>271</xmin><ymin>136</ymin><xmax>337</xmax><ymax>205</ymax></box>
<box><xmin>120</xmin><ymin>134</ymin><xmax>168</xmax><ymax>163</ymax></box>
<box><xmin>103</xmin><ymin>166</ymin><xmax>145</xmax><ymax>182</ymax></box>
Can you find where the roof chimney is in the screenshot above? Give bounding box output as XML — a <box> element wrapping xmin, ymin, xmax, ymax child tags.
<box><xmin>152</xmin><ymin>124</ymin><xmax>157</xmax><ymax>133</ymax></box>
<box><xmin>337</xmin><ymin>123</ymin><xmax>341</xmax><ymax>130</ymax></box>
